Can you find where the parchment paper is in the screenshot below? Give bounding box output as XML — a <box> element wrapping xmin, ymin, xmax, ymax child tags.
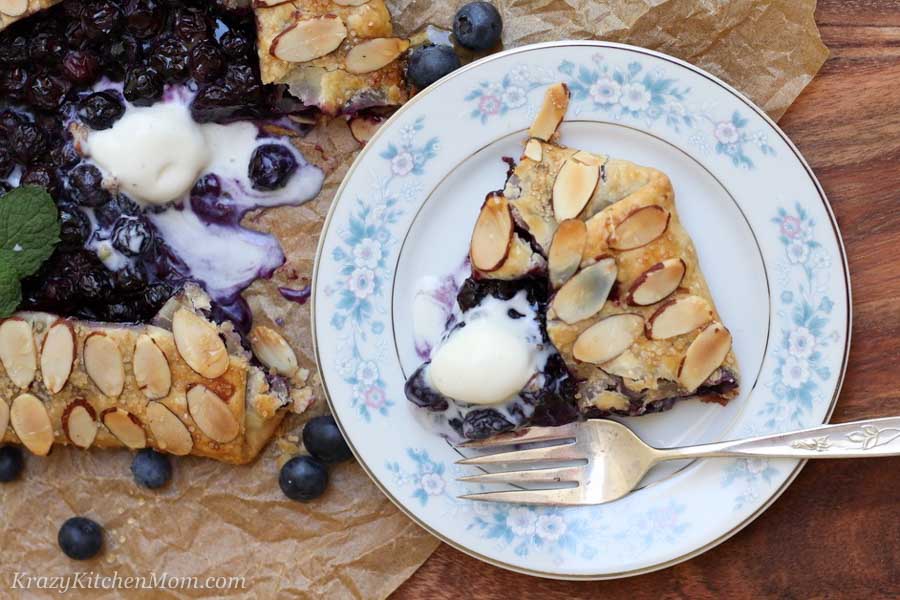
<box><xmin>0</xmin><ymin>1</ymin><xmax>826</xmax><ymax>598</ymax></box>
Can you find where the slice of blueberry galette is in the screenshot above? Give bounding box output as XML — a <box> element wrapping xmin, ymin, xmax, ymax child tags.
<box><xmin>406</xmin><ymin>83</ymin><xmax>739</xmax><ymax>441</ymax></box>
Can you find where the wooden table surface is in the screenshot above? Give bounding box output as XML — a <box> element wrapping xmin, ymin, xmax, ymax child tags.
<box><xmin>392</xmin><ymin>1</ymin><xmax>900</xmax><ymax>597</ymax></box>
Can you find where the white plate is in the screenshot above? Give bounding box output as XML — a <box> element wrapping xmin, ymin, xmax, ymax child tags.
<box><xmin>312</xmin><ymin>42</ymin><xmax>850</xmax><ymax>579</ymax></box>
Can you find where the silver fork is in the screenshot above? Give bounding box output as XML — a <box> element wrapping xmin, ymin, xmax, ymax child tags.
<box><xmin>454</xmin><ymin>417</ymin><xmax>900</xmax><ymax>505</ymax></box>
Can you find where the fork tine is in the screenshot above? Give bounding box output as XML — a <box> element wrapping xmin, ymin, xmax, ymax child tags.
<box><xmin>458</xmin><ymin>486</ymin><xmax>585</xmax><ymax>506</ymax></box>
<box><xmin>455</xmin><ymin>423</ymin><xmax>578</xmax><ymax>449</ymax></box>
<box><xmin>457</xmin><ymin>465</ymin><xmax>583</xmax><ymax>486</ymax></box>
<box><xmin>455</xmin><ymin>441</ymin><xmax>582</xmax><ymax>466</ymax></box>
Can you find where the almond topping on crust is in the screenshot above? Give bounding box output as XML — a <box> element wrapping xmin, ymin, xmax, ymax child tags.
<box><xmin>83</xmin><ymin>333</ymin><xmax>125</xmax><ymax>397</ymax></box>
<box><xmin>41</xmin><ymin>320</ymin><xmax>75</xmax><ymax>394</ymax></box>
<box><xmin>172</xmin><ymin>309</ymin><xmax>229</xmax><ymax>379</ymax></box>
<box><xmin>0</xmin><ymin>398</ymin><xmax>9</xmax><ymax>439</ymax></box>
<box><xmin>608</xmin><ymin>205</ymin><xmax>670</xmax><ymax>251</ymax></box>
<box><xmin>573</xmin><ymin>314</ymin><xmax>645</xmax><ymax>365</ymax></box>
<box><xmin>10</xmin><ymin>393</ymin><xmax>53</xmax><ymax>456</ymax></box>
<box><xmin>250</xmin><ymin>326</ymin><xmax>299</xmax><ymax>377</ymax></box>
<box><xmin>102</xmin><ymin>408</ymin><xmax>147</xmax><ymax>449</ymax></box>
<box><xmin>627</xmin><ymin>258</ymin><xmax>686</xmax><ymax>306</ymax></box>
<box><xmin>551</xmin><ymin>257</ymin><xmax>618</xmax><ymax>324</ymax></box>
<box><xmin>678</xmin><ymin>322</ymin><xmax>732</xmax><ymax>392</ymax></box>
<box><xmin>146</xmin><ymin>402</ymin><xmax>194</xmax><ymax>456</ymax></box>
<box><xmin>523</xmin><ymin>139</ymin><xmax>543</xmax><ymax>162</ymax></box>
<box><xmin>345</xmin><ymin>37</ymin><xmax>409</xmax><ymax>74</ymax></box>
<box><xmin>647</xmin><ymin>295</ymin><xmax>713</xmax><ymax>340</ymax></box>
<box><xmin>548</xmin><ymin>219</ymin><xmax>587</xmax><ymax>289</ymax></box>
<box><xmin>529</xmin><ymin>83</ymin><xmax>569</xmax><ymax>141</ymax></box>
<box><xmin>0</xmin><ymin>0</ymin><xmax>28</xmax><ymax>17</ymax></box>
<box><xmin>271</xmin><ymin>16</ymin><xmax>348</xmax><ymax>63</ymax></box>
<box><xmin>62</xmin><ymin>400</ymin><xmax>98</xmax><ymax>450</ymax></box>
<box><xmin>552</xmin><ymin>154</ymin><xmax>600</xmax><ymax>221</ymax></box>
<box><xmin>133</xmin><ymin>334</ymin><xmax>172</xmax><ymax>399</ymax></box>
<box><xmin>470</xmin><ymin>192</ymin><xmax>514</xmax><ymax>272</ymax></box>
<box><xmin>0</xmin><ymin>318</ymin><xmax>37</xmax><ymax>389</ymax></box>
<box><xmin>187</xmin><ymin>384</ymin><xmax>240</xmax><ymax>444</ymax></box>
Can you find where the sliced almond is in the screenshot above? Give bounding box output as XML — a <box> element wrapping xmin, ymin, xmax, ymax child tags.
<box><xmin>551</xmin><ymin>257</ymin><xmax>618</xmax><ymax>324</ymax></box>
<box><xmin>253</xmin><ymin>0</ymin><xmax>292</xmax><ymax>6</ymax></box>
<box><xmin>83</xmin><ymin>333</ymin><xmax>125</xmax><ymax>398</ymax></box>
<box><xmin>0</xmin><ymin>398</ymin><xmax>8</xmax><ymax>438</ymax></box>
<box><xmin>250</xmin><ymin>326</ymin><xmax>299</xmax><ymax>377</ymax></box>
<box><xmin>133</xmin><ymin>334</ymin><xmax>172</xmax><ymax>399</ymax></box>
<box><xmin>529</xmin><ymin>83</ymin><xmax>569</xmax><ymax>141</ymax></box>
<box><xmin>627</xmin><ymin>258</ymin><xmax>686</xmax><ymax>306</ymax></box>
<box><xmin>0</xmin><ymin>318</ymin><xmax>37</xmax><ymax>389</ymax></box>
<box><xmin>469</xmin><ymin>192</ymin><xmax>514</xmax><ymax>272</ymax></box>
<box><xmin>332</xmin><ymin>0</ymin><xmax>371</xmax><ymax>5</ymax></box>
<box><xmin>571</xmin><ymin>150</ymin><xmax>603</xmax><ymax>167</ymax></box>
<box><xmin>172</xmin><ymin>309</ymin><xmax>229</xmax><ymax>379</ymax></box>
<box><xmin>271</xmin><ymin>16</ymin><xmax>348</xmax><ymax>63</ymax></box>
<box><xmin>678</xmin><ymin>322</ymin><xmax>732</xmax><ymax>392</ymax></box>
<box><xmin>0</xmin><ymin>0</ymin><xmax>28</xmax><ymax>17</ymax></box>
<box><xmin>573</xmin><ymin>314</ymin><xmax>645</xmax><ymax>365</ymax></box>
<box><xmin>40</xmin><ymin>320</ymin><xmax>76</xmax><ymax>394</ymax></box>
<box><xmin>523</xmin><ymin>139</ymin><xmax>543</xmax><ymax>162</ymax></box>
<box><xmin>146</xmin><ymin>402</ymin><xmax>194</xmax><ymax>456</ymax></box>
<box><xmin>10</xmin><ymin>393</ymin><xmax>53</xmax><ymax>456</ymax></box>
<box><xmin>548</xmin><ymin>219</ymin><xmax>587</xmax><ymax>289</ymax></box>
<box><xmin>552</xmin><ymin>155</ymin><xmax>600</xmax><ymax>221</ymax></box>
<box><xmin>102</xmin><ymin>408</ymin><xmax>147</xmax><ymax>449</ymax></box>
<box><xmin>647</xmin><ymin>295</ymin><xmax>714</xmax><ymax>340</ymax></box>
<box><xmin>187</xmin><ymin>384</ymin><xmax>240</xmax><ymax>444</ymax></box>
<box><xmin>62</xmin><ymin>400</ymin><xmax>97</xmax><ymax>450</ymax></box>
<box><xmin>345</xmin><ymin>37</ymin><xmax>409</xmax><ymax>74</ymax></box>
<box><xmin>608</xmin><ymin>205</ymin><xmax>671</xmax><ymax>251</ymax></box>
<box><xmin>349</xmin><ymin>116</ymin><xmax>383</xmax><ymax>144</ymax></box>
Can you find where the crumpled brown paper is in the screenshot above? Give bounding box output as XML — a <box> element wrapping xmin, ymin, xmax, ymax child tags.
<box><xmin>0</xmin><ymin>1</ymin><xmax>826</xmax><ymax>598</ymax></box>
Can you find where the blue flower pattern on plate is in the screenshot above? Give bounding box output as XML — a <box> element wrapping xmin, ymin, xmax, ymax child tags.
<box><xmin>386</xmin><ymin>449</ymin><xmax>452</xmax><ymax>507</ymax></box>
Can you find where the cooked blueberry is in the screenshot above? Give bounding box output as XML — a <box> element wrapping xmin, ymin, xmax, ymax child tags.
<box><xmin>28</xmin><ymin>73</ymin><xmax>71</xmax><ymax>111</ymax></box>
<box><xmin>0</xmin><ymin>66</ymin><xmax>29</xmax><ymax>101</ymax></box>
<box><xmin>107</xmin><ymin>34</ymin><xmax>143</xmax><ymax>69</ymax></box>
<box><xmin>50</xmin><ymin>141</ymin><xmax>82</xmax><ymax>169</ymax></box>
<box><xmin>302</xmin><ymin>416</ymin><xmax>353</xmax><ymax>464</ymax></box>
<box><xmin>76</xmin><ymin>267</ymin><xmax>113</xmax><ymax>301</ymax></box>
<box><xmin>173</xmin><ymin>7</ymin><xmax>211</xmax><ymax>43</ymax></box>
<box><xmin>81</xmin><ymin>0</ymin><xmax>124</xmax><ymax>40</ymax></box>
<box><xmin>95</xmin><ymin>193</ymin><xmax>140</xmax><ymax>228</ymax></box>
<box><xmin>279</xmin><ymin>456</ymin><xmax>328</xmax><ymax>502</ymax></box>
<box><xmin>58</xmin><ymin>517</ymin><xmax>104</xmax><ymax>561</ymax></box>
<box><xmin>191</xmin><ymin>173</ymin><xmax>221</xmax><ymax>198</ymax></box>
<box><xmin>407</xmin><ymin>45</ymin><xmax>461</xmax><ymax>89</ymax></box>
<box><xmin>10</xmin><ymin>122</ymin><xmax>47</xmax><ymax>163</ymax></box>
<box><xmin>131</xmin><ymin>448</ymin><xmax>172</xmax><ymax>489</ymax></box>
<box><xmin>150</xmin><ymin>36</ymin><xmax>190</xmax><ymax>82</ymax></box>
<box><xmin>112</xmin><ymin>216</ymin><xmax>154</xmax><ymax>257</ymax></box>
<box><xmin>404</xmin><ymin>364</ymin><xmax>449</xmax><ymax>412</ymax></box>
<box><xmin>124</xmin><ymin>65</ymin><xmax>163</xmax><ymax>106</ymax></box>
<box><xmin>453</xmin><ymin>2</ymin><xmax>503</xmax><ymax>51</ymax></box>
<box><xmin>209</xmin><ymin>296</ymin><xmax>252</xmax><ymax>337</ymax></box>
<box><xmin>0</xmin><ymin>145</ymin><xmax>13</xmax><ymax>179</ymax></box>
<box><xmin>190</xmin><ymin>83</ymin><xmax>240</xmax><ymax>122</ymax></box>
<box><xmin>58</xmin><ymin>204</ymin><xmax>92</xmax><ymax>250</ymax></box>
<box><xmin>0</xmin><ymin>35</ymin><xmax>28</xmax><ymax>65</ymax></box>
<box><xmin>249</xmin><ymin>144</ymin><xmax>298</xmax><ymax>191</ymax></box>
<box><xmin>21</xmin><ymin>164</ymin><xmax>60</xmax><ymax>196</ymax></box>
<box><xmin>104</xmin><ymin>302</ymin><xmax>141</xmax><ymax>322</ymax></box>
<box><xmin>125</xmin><ymin>0</ymin><xmax>167</xmax><ymax>39</ymax></box>
<box><xmin>77</xmin><ymin>91</ymin><xmax>125</xmax><ymax>130</ymax></box>
<box><xmin>191</xmin><ymin>190</ymin><xmax>238</xmax><ymax>225</ymax></box>
<box><xmin>507</xmin><ymin>308</ymin><xmax>525</xmax><ymax>319</ymax></box>
<box><xmin>114</xmin><ymin>266</ymin><xmax>148</xmax><ymax>293</ymax></box>
<box><xmin>62</xmin><ymin>50</ymin><xmax>101</xmax><ymax>85</ymax></box>
<box><xmin>68</xmin><ymin>164</ymin><xmax>110</xmax><ymax>207</ymax></box>
<box><xmin>219</xmin><ymin>29</ymin><xmax>252</xmax><ymax>59</ymax></box>
<box><xmin>0</xmin><ymin>446</ymin><xmax>24</xmax><ymax>483</ymax></box>
<box><xmin>29</xmin><ymin>32</ymin><xmax>64</xmax><ymax>66</ymax></box>
<box><xmin>461</xmin><ymin>408</ymin><xmax>513</xmax><ymax>439</ymax></box>
<box><xmin>189</xmin><ymin>41</ymin><xmax>225</xmax><ymax>83</ymax></box>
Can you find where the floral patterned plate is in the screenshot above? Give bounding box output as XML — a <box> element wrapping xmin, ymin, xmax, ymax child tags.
<box><xmin>312</xmin><ymin>42</ymin><xmax>850</xmax><ymax>579</ymax></box>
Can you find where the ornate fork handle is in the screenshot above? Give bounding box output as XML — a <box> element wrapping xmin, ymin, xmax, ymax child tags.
<box><xmin>658</xmin><ymin>417</ymin><xmax>900</xmax><ymax>461</ymax></box>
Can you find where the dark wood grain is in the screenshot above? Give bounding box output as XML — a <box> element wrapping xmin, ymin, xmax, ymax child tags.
<box><xmin>392</xmin><ymin>2</ymin><xmax>900</xmax><ymax>597</ymax></box>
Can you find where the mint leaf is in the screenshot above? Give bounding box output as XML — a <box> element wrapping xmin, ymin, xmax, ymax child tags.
<box><xmin>0</xmin><ymin>185</ymin><xmax>60</xmax><ymax>278</ymax></box>
<box><xmin>0</xmin><ymin>186</ymin><xmax>60</xmax><ymax>317</ymax></box>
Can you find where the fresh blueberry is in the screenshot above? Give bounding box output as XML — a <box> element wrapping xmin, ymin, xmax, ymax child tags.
<box><xmin>131</xmin><ymin>449</ymin><xmax>172</xmax><ymax>489</ymax></box>
<box><xmin>0</xmin><ymin>446</ymin><xmax>24</xmax><ymax>482</ymax></box>
<box><xmin>123</xmin><ymin>65</ymin><xmax>163</xmax><ymax>106</ymax></box>
<box><xmin>58</xmin><ymin>517</ymin><xmax>104</xmax><ymax>561</ymax></box>
<box><xmin>302</xmin><ymin>416</ymin><xmax>353</xmax><ymax>464</ymax></box>
<box><xmin>68</xmin><ymin>164</ymin><xmax>110</xmax><ymax>207</ymax></box>
<box><xmin>407</xmin><ymin>45</ymin><xmax>461</xmax><ymax>89</ymax></box>
<box><xmin>248</xmin><ymin>144</ymin><xmax>298</xmax><ymax>191</ymax></box>
<box><xmin>112</xmin><ymin>216</ymin><xmax>154</xmax><ymax>257</ymax></box>
<box><xmin>461</xmin><ymin>408</ymin><xmax>513</xmax><ymax>440</ymax></box>
<box><xmin>279</xmin><ymin>455</ymin><xmax>329</xmax><ymax>502</ymax></box>
<box><xmin>453</xmin><ymin>2</ymin><xmax>503</xmax><ymax>51</ymax></box>
<box><xmin>77</xmin><ymin>91</ymin><xmax>125</xmax><ymax>130</ymax></box>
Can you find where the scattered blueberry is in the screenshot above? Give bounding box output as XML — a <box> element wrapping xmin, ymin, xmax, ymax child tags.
<box><xmin>67</xmin><ymin>164</ymin><xmax>110</xmax><ymax>207</ymax></box>
<box><xmin>302</xmin><ymin>416</ymin><xmax>353</xmax><ymax>464</ymax></box>
<box><xmin>0</xmin><ymin>446</ymin><xmax>24</xmax><ymax>482</ymax></box>
<box><xmin>131</xmin><ymin>449</ymin><xmax>172</xmax><ymax>489</ymax></box>
<box><xmin>407</xmin><ymin>45</ymin><xmax>461</xmax><ymax>89</ymax></box>
<box><xmin>248</xmin><ymin>144</ymin><xmax>298</xmax><ymax>191</ymax></box>
<box><xmin>279</xmin><ymin>456</ymin><xmax>329</xmax><ymax>502</ymax></box>
<box><xmin>77</xmin><ymin>90</ymin><xmax>125</xmax><ymax>130</ymax></box>
<box><xmin>453</xmin><ymin>2</ymin><xmax>503</xmax><ymax>51</ymax></box>
<box><xmin>58</xmin><ymin>517</ymin><xmax>104</xmax><ymax>561</ymax></box>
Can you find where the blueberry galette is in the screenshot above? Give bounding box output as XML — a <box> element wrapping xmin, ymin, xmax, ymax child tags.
<box><xmin>406</xmin><ymin>83</ymin><xmax>739</xmax><ymax>440</ymax></box>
